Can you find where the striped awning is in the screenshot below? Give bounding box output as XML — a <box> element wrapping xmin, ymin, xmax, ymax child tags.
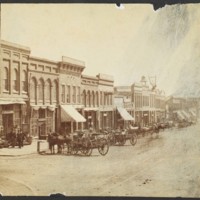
<box><xmin>61</xmin><ymin>105</ymin><xmax>86</xmax><ymax>123</ymax></box>
<box><xmin>181</xmin><ymin>110</ymin><xmax>191</xmax><ymax>119</ymax></box>
<box><xmin>117</xmin><ymin>107</ymin><xmax>134</xmax><ymax>121</ymax></box>
<box><xmin>176</xmin><ymin>111</ymin><xmax>185</xmax><ymax>120</ymax></box>
<box><xmin>189</xmin><ymin>109</ymin><xmax>196</xmax><ymax>117</ymax></box>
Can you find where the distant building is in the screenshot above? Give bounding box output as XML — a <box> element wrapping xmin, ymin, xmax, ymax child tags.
<box><xmin>114</xmin><ymin>86</ymin><xmax>134</xmax><ymax>129</ymax></box>
<box><xmin>166</xmin><ymin>96</ymin><xmax>199</xmax><ymax>121</ymax></box>
<box><xmin>131</xmin><ymin>76</ymin><xmax>165</xmax><ymax>126</ymax></box>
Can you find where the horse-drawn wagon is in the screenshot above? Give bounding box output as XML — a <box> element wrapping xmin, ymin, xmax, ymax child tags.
<box><xmin>106</xmin><ymin>128</ymin><xmax>138</xmax><ymax>146</ymax></box>
<box><xmin>47</xmin><ymin>130</ymin><xmax>109</xmax><ymax>156</ymax></box>
<box><xmin>68</xmin><ymin>131</ymin><xmax>109</xmax><ymax>156</ymax></box>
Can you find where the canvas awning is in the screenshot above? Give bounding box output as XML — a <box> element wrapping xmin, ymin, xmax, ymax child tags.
<box><xmin>176</xmin><ymin>111</ymin><xmax>185</xmax><ymax>120</ymax></box>
<box><xmin>117</xmin><ymin>107</ymin><xmax>134</xmax><ymax>121</ymax></box>
<box><xmin>61</xmin><ymin>105</ymin><xmax>86</xmax><ymax>122</ymax></box>
<box><xmin>0</xmin><ymin>98</ymin><xmax>25</xmax><ymax>105</ymax></box>
<box><xmin>189</xmin><ymin>109</ymin><xmax>196</xmax><ymax>117</ymax></box>
<box><xmin>181</xmin><ymin>110</ymin><xmax>191</xmax><ymax>119</ymax></box>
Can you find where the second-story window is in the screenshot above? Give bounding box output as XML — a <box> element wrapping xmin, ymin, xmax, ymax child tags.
<box><xmin>61</xmin><ymin>85</ymin><xmax>65</xmax><ymax>103</ymax></box>
<box><xmin>3</xmin><ymin>67</ymin><xmax>9</xmax><ymax>91</ymax></box>
<box><xmin>66</xmin><ymin>85</ymin><xmax>70</xmax><ymax>103</ymax></box>
<box><xmin>73</xmin><ymin>86</ymin><xmax>76</xmax><ymax>103</ymax></box>
<box><xmin>22</xmin><ymin>70</ymin><xmax>27</xmax><ymax>92</ymax></box>
<box><xmin>13</xmin><ymin>69</ymin><xmax>19</xmax><ymax>92</ymax></box>
<box><xmin>38</xmin><ymin>79</ymin><xmax>44</xmax><ymax>102</ymax></box>
<box><xmin>77</xmin><ymin>87</ymin><xmax>80</xmax><ymax>104</ymax></box>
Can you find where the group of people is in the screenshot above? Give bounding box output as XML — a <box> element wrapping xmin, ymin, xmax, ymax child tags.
<box><xmin>6</xmin><ymin>128</ymin><xmax>25</xmax><ymax>148</ymax></box>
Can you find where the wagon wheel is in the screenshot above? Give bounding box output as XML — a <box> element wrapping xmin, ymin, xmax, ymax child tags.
<box><xmin>98</xmin><ymin>138</ymin><xmax>109</xmax><ymax>156</ymax></box>
<box><xmin>118</xmin><ymin>135</ymin><xmax>126</xmax><ymax>146</ymax></box>
<box><xmin>66</xmin><ymin>143</ymin><xmax>73</xmax><ymax>154</ymax></box>
<box><xmin>108</xmin><ymin>133</ymin><xmax>116</xmax><ymax>146</ymax></box>
<box><xmin>71</xmin><ymin>144</ymin><xmax>79</xmax><ymax>155</ymax></box>
<box><xmin>82</xmin><ymin>138</ymin><xmax>93</xmax><ymax>156</ymax></box>
<box><xmin>130</xmin><ymin>134</ymin><xmax>137</xmax><ymax>146</ymax></box>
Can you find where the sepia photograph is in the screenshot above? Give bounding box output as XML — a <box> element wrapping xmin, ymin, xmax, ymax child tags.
<box><xmin>0</xmin><ymin>3</ymin><xmax>200</xmax><ymax>197</ymax></box>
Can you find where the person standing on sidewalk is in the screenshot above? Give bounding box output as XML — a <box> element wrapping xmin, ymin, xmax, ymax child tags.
<box><xmin>17</xmin><ymin>129</ymin><xmax>23</xmax><ymax>149</ymax></box>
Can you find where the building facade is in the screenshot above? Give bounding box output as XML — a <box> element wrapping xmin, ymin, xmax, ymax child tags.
<box><xmin>82</xmin><ymin>73</ymin><xmax>114</xmax><ymax>131</ymax></box>
<box><xmin>131</xmin><ymin>76</ymin><xmax>166</xmax><ymax>126</ymax></box>
<box><xmin>0</xmin><ymin>40</ymin><xmax>30</xmax><ymax>138</ymax></box>
<box><xmin>0</xmin><ymin>40</ymin><xmax>115</xmax><ymax>138</ymax></box>
<box><xmin>114</xmin><ymin>86</ymin><xmax>135</xmax><ymax>129</ymax></box>
<box><xmin>28</xmin><ymin>56</ymin><xmax>59</xmax><ymax>139</ymax></box>
<box><xmin>166</xmin><ymin>96</ymin><xmax>198</xmax><ymax>122</ymax></box>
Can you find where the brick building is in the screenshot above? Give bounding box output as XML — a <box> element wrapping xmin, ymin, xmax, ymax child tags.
<box><xmin>82</xmin><ymin>73</ymin><xmax>114</xmax><ymax>131</ymax></box>
<box><xmin>28</xmin><ymin>56</ymin><xmax>59</xmax><ymax>139</ymax></box>
<box><xmin>0</xmin><ymin>40</ymin><xmax>30</xmax><ymax>138</ymax></box>
<box><xmin>113</xmin><ymin>86</ymin><xmax>134</xmax><ymax>129</ymax></box>
<box><xmin>131</xmin><ymin>76</ymin><xmax>166</xmax><ymax>126</ymax></box>
<box><xmin>0</xmin><ymin>40</ymin><xmax>114</xmax><ymax>138</ymax></box>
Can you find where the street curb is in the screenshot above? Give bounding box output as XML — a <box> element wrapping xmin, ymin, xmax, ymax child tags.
<box><xmin>0</xmin><ymin>152</ymin><xmax>38</xmax><ymax>157</ymax></box>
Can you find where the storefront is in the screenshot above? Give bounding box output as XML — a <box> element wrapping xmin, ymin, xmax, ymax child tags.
<box><xmin>60</xmin><ymin>105</ymin><xmax>86</xmax><ymax>133</ymax></box>
<box><xmin>116</xmin><ymin>107</ymin><xmax>134</xmax><ymax>129</ymax></box>
<box><xmin>0</xmin><ymin>98</ymin><xmax>28</xmax><ymax>139</ymax></box>
<box><xmin>30</xmin><ymin>105</ymin><xmax>56</xmax><ymax>139</ymax></box>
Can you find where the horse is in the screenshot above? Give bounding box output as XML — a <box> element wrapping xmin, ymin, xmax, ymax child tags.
<box><xmin>47</xmin><ymin>133</ymin><xmax>71</xmax><ymax>154</ymax></box>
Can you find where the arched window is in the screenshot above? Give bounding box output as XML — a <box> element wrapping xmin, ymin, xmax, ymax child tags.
<box><xmin>73</xmin><ymin>86</ymin><xmax>76</xmax><ymax>103</ymax></box>
<box><xmin>96</xmin><ymin>92</ymin><xmax>99</xmax><ymax>106</ymax></box>
<box><xmin>13</xmin><ymin>69</ymin><xmax>19</xmax><ymax>91</ymax></box>
<box><xmin>90</xmin><ymin>91</ymin><xmax>93</xmax><ymax>107</ymax></box>
<box><xmin>77</xmin><ymin>87</ymin><xmax>81</xmax><ymax>103</ymax></box>
<box><xmin>46</xmin><ymin>79</ymin><xmax>51</xmax><ymax>103</ymax></box>
<box><xmin>52</xmin><ymin>80</ymin><xmax>58</xmax><ymax>103</ymax></box>
<box><xmin>3</xmin><ymin>67</ymin><xmax>9</xmax><ymax>91</ymax></box>
<box><xmin>38</xmin><ymin>79</ymin><xmax>44</xmax><ymax>103</ymax></box>
<box><xmin>92</xmin><ymin>91</ymin><xmax>95</xmax><ymax>107</ymax></box>
<box><xmin>30</xmin><ymin>77</ymin><xmax>37</xmax><ymax>104</ymax></box>
<box><xmin>22</xmin><ymin>70</ymin><xmax>27</xmax><ymax>92</ymax></box>
<box><xmin>82</xmin><ymin>90</ymin><xmax>86</xmax><ymax>107</ymax></box>
<box><xmin>66</xmin><ymin>85</ymin><xmax>70</xmax><ymax>103</ymax></box>
<box><xmin>100</xmin><ymin>92</ymin><xmax>103</xmax><ymax>105</ymax></box>
<box><xmin>87</xmin><ymin>91</ymin><xmax>90</xmax><ymax>107</ymax></box>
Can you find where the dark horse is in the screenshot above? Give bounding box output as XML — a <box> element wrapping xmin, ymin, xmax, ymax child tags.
<box><xmin>47</xmin><ymin>133</ymin><xmax>71</xmax><ymax>154</ymax></box>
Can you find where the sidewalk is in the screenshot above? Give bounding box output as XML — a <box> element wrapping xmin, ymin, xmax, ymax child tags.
<box><xmin>0</xmin><ymin>139</ymin><xmax>49</xmax><ymax>156</ymax></box>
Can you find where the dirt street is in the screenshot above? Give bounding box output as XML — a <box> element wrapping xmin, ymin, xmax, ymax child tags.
<box><xmin>0</xmin><ymin>123</ymin><xmax>200</xmax><ymax>197</ymax></box>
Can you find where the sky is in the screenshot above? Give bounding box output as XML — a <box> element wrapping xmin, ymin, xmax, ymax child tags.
<box><xmin>1</xmin><ymin>4</ymin><xmax>200</xmax><ymax>96</ymax></box>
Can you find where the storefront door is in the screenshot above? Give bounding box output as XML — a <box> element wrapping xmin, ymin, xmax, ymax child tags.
<box><xmin>2</xmin><ymin>114</ymin><xmax>13</xmax><ymax>135</ymax></box>
<box><xmin>38</xmin><ymin>121</ymin><xmax>46</xmax><ymax>140</ymax></box>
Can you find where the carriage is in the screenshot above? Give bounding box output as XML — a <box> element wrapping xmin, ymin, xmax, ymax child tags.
<box><xmin>67</xmin><ymin>131</ymin><xmax>109</xmax><ymax>156</ymax></box>
<box><xmin>106</xmin><ymin>128</ymin><xmax>138</xmax><ymax>146</ymax></box>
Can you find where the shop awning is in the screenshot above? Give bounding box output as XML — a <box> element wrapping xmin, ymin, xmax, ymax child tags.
<box><xmin>176</xmin><ymin>111</ymin><xmax>185</xmax><ymax>120</ymax></box>
<box><xmin>0</xmin><ymin>98</ymin><xmax>25</xmax><ymax>105</ymax></box>
<box><xmin>181</xmin><ymin>110</ymin><xmax>191</xmax><ymax>119</ymax></box>
<box><xmin>189</xmin><ymin>109</ymin><xmax>196</xmax><ymax>117</ymax></box>
<box><xmin>61</xmin><ymin>105</ymin><xmax>86</xmax><ymax>122</ymax></box>
<box><xmin>117</xmin><ymin>107</ymin><xmax>134</xmax><ymax>121</ymax></box>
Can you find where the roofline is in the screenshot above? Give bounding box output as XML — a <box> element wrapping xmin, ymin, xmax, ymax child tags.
<box><xmin>30</xmin><ymin>56</ymin><xmax>58</xmax><ymax>65</ymax></box>
<box><xmin>1</xmin><ymin>40</ymin><xmax>31</xmax><ymax>52</ymax></box>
